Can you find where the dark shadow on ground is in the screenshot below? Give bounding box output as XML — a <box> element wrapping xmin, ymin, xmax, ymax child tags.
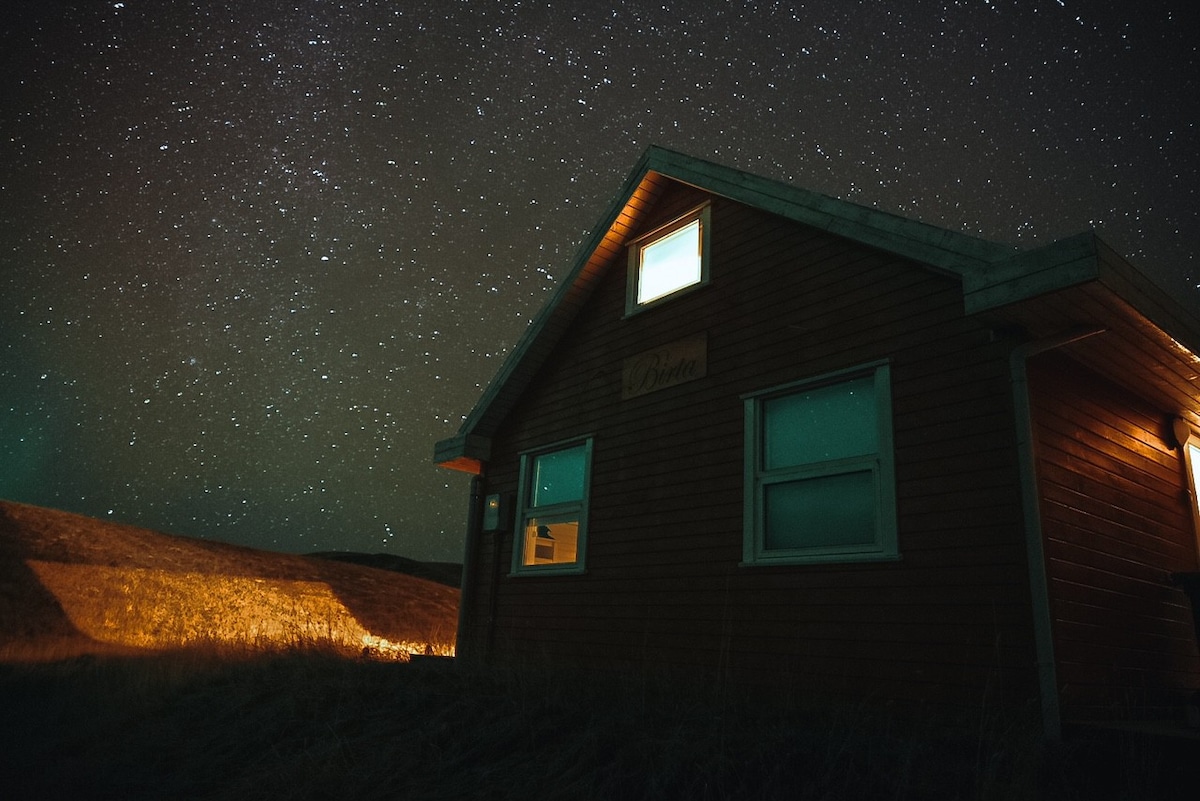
<box><xmin>0</xmin><ymin>503</ymin><xmax>92</xmax><ymax>656</ymax></box>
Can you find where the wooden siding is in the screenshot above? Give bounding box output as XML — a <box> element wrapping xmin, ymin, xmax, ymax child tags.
<box><xmin>460</xmin><ymin>183</ymin><xmax>1039</xmax><ymax>706</ymax></box>
<box><xmin>1029</xmin><ymin>353</ymin><xmax>1200</xmax><ymax>721</ymax></box>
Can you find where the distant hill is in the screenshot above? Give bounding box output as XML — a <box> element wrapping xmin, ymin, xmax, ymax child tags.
<box><xmin>308</xmin><ymin>551</ymin><xmax>462</xmax><ymax>588</ymax></box>
<box><xmin>0</xmin><ymin>500</ymin><xmax>458</xmax><ymax>661</ymax></box>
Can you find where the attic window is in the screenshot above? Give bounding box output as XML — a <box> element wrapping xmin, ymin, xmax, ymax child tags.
<box><xmin>627</xmin><ymin>205</ymin><xmax>711</xmax><ymax>312</ymax></box>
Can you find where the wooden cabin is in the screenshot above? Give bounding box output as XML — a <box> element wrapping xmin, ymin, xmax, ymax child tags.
<box><xmin>434</xmin><ymin>147</ymin><xmax>1200</xmax><ymax>737</ymax></box>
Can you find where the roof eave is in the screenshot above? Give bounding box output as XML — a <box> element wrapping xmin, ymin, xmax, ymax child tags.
<box><xmin>450</xmin><ymin>152</ymin><xmax>665</xmax><ymax>437</ymax></box>
<box><xmin>433</xmin><ymin>433</ymin><xmax>491</xmax><ymax>475</ymax></box>
<box><xmin>965</xmin><ymin>231</ymin><xmax>1200</xmax><ymax>419</ymax></box>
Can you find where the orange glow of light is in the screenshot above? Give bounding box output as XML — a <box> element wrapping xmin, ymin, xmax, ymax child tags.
<box><xmin>1166</xmin><ymin>333</ymin><xmax>1200</xmax><ymax>368</ymax></box>
<box><xmin>25</xmin><ymin>560</ymin><xmax>454</xmax><ymax>659</ymax></box>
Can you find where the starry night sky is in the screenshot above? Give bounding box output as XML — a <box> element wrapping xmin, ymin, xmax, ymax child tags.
<box><xmin>2</xmin><ymin>1</ymin><xmax>1197</xmax><ymax>561</ymax></box>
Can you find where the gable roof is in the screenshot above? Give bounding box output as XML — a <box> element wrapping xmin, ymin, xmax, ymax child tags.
<box><xmin>435</xmin><ymin>147</ymin><xmax>1200</xmax><ymax>472</ymax></box>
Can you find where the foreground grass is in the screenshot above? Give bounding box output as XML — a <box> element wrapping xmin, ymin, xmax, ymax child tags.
<box><xmin>0</xmin><ymin>650</ymin><xmax>1195</xmax><ymax>800</ymax></box>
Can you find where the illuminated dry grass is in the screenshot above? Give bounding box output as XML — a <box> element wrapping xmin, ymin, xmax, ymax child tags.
<box><xmin>0</xmin><ymin>500</ymin><xmax>458</xmax><ymax>661</ymax></box>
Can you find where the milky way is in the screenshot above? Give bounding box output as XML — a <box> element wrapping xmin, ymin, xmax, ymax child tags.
<box><xmin>2</xmin><ymin>1</ymin><xmax>1197</xmax><ymax>560</ymax></box>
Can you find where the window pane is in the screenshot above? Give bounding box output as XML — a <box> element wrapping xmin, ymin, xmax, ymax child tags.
<box><xmin>531</xmin><ymin>445</ymin><xmax>586</xmax><ymax>507</ymax></box>
<box><xmin>763</xmin><ymin>376</ymin><xmax>876</xmax><ymax>470</ymax></box>
<box><xmin>764</xmin><ymin>472</ymin><xmax>876</xmax><ymax>550</ymax></box>
<box><xmin>521</xmin><ymin>517</ymin><xmax>579</xmax><ymax>565</ymax></box>
<box><xmin>1189</xmin><ymin>443</ymin><xmax>1200</xmax><ymax>501</ymax></box>
<box><xmin>638</xmin><ymin>219</ymin><xmax>702</xmax><ymax>304</ymax></box>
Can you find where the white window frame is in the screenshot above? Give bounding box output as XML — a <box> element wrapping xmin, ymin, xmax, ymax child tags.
<box><xmin>742</xmin><ymin>361</ymin><xmax>899</xmax><ymax>565</ymax></box>
<box><xmin>625</xmin><ymin>203</ymin><xmax>711</xmax><ymax>315</ymax></box>
<box><xmin>510</xmin><ymin>437</ymin><xmax>593</xmax><ymax>576</ymax></box>
<box><xmin>1172</xmin><ymin>418</ymin><xmax>1200</xmax><ymax>561</ymax></box>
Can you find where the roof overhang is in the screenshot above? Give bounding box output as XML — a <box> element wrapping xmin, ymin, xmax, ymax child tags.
<box><xmin>965</xmin><ymin>232</ymin><xmax>1200</xmax><ymax>424</ymax></box>
<box><xmin>433</xmin><ymin>434</ymin><xmax>491</xmax><ymax>475</ymax></box>
<box><xmin>434</xmin><ymin>161</ymin><xmax>672</xmax><ymax>472</ymax></box>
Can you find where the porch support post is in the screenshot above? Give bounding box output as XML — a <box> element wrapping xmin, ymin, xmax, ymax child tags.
<box><xmin>455</xmin><ymin>473</ymin><xmax>485</xmax><ymax>665</ymax></box>
<box><xmin>1010</xmin><ymin>327</ymin><xmax>1106</xmax><ymax>741</ymax></box>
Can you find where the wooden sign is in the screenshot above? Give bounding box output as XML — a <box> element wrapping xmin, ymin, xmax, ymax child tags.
<box><xmin>622</xmin><ymin>333</ymin><xmax>708</xmax><ymax>399</ymax></box>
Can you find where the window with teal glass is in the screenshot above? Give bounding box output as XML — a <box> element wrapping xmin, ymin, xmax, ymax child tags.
<box><xmin>513</xmin><ymin>439</ymin><xmax>592</xmax><ymax>574</ymax></box>
<box><xmin>743</xmin><ymin>363</ymin><xmax>898</xmax><ymax>564</ymax></box>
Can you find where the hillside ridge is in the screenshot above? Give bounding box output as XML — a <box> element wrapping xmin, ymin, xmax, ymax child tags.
<box><xmin>0</xmin><ymin>500</ymin><xmax>458</xmax><ymax>661</ymax></box>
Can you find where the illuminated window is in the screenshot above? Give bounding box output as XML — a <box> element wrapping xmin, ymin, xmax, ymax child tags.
<box><xmin>1173</xmin><ymin>418</ymin><xmax>1200</xmax><ymax>558</ymax></box>
<box><xmin>627</xmin><ymin>205</ymin><xmax>710</xmax><ymax>311</ymax></box>
<box><xmin>513</xmin><ymin>439</ymin><xmax>592</xmax><ymax>574</ymax></box>
<box><xmin>1187</xmin><ymin>443</ymin><xmax>1200</xmax><ymax>505</ymax></box>
<box><xmin>743</xmin><ymin>363</ymin><xmax>898</xmax><ymax>564</ymax></box>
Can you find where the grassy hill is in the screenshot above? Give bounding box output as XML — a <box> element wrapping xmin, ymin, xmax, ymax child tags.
<box><xmin>0</xmin><ymin>499</ymin><xmax>458</xmax><ymax>661</ymax></box>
